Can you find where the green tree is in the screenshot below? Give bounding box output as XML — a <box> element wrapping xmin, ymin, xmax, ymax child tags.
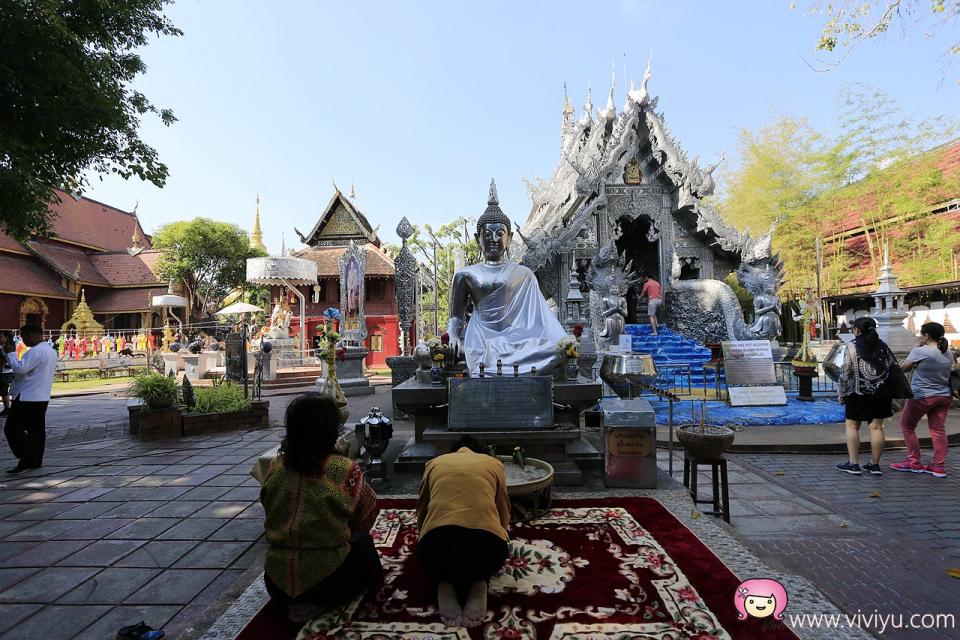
<box><xmin>152</xmin><ymin>218</ymin><xmax>266</xmax><ymax>322</ymax></box>
<box><xmin>798</xmin><ymin>1</ymin><xmax>960</xmax><ymax>83</ymax></box>
<box><xmin>713</xmin><ymin>115</ymin><xmax>823</xmax><ymax>236</ymax></box>
<box><xmin>717</xmin><ymin>85</ymin><xmax>958</xmax><ymax>294</ymax></box>
<box><xmin>413</xmin><ymin>217</ymin><xmax>481</xmax><ymax>334</ymax></box>
<box><xmin>384</xmin><ymin>216</ymin><xmax>479</xmax><ymax>335</ymax></box>
<box><xmin>0</xmin><ymin>0</ymin><xmax>181</xmax><ymax>240</ymax></box>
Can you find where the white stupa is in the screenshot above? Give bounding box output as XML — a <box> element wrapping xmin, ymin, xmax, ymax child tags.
<box><xmin>871</xmin><ymin>245</ymin><xmax>916</xmax><ymax>358</ymax></box>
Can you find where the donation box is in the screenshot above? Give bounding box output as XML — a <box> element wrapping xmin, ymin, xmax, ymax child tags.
<box><xmin>601</xmin><ymin>398</ymin><xmax>657</xmax><ymax>489</ymax></box>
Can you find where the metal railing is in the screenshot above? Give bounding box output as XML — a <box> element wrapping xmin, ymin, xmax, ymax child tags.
<box><xmin>774</xmin><ymin>361</ymin><xmax>839</xmax><ymax>394</ymax></box>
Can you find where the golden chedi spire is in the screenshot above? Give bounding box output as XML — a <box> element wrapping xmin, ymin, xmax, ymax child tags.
<box><xmin>251</xmin><ymin>193</ymin><xmax>267</xmax><ymax>253</ymax></box>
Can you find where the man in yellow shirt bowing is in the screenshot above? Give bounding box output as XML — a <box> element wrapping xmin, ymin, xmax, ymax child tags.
<box><xmin>416</xmin><ymin>437</ymin><xmax>511</xmax><ymax>628</ymax></box>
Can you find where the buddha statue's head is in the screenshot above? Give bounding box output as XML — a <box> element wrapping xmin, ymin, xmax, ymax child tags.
<box><xmin>476</xmin><ymin>178</ymin><xmax>512</xmax><ymax>263</ymax></box>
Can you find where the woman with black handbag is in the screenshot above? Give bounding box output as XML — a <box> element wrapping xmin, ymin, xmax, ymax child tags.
<box><xmin>891</xmin><ymin>322</ymin><xmax>954</xmax><ymax>478</ymax></box>
<box><xmin>837</xmin><ymin>317</ymin><xmax>897</xmax><ymax>476</ymax></box>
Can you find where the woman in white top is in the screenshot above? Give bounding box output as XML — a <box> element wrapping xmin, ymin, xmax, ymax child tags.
<box><xmin>891</xmin><ymin>322</ymin><xmax>955</xmax><ymax>478</ymax></box>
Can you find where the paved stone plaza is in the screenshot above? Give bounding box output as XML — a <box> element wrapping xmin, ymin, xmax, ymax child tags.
<box><xmin>0</xmin><ymin>386</ymin><xmax>957</xmax><ymax>639</ymax></box>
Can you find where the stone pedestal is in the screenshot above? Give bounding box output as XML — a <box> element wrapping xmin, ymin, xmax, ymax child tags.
<box><xmin>385</xmin><ymin>355</ymin><xmax>417</xmax><ymax>418</ymax></box>
<box><xmin>199</xmin><ymin>352</ymin><xmax>217</xmax><ymax>376</ymax></box>
<box><xmin>393</xmin><ymin>378</ymin><xmax>602</xmax><ymax>485</ymax></box>
<box><xmin>265</xmin><ymin>338</ymin><xmax>303</xmax><ymax>368</ymax></box>
<box><xmin>259</xmin><ymin>349</ymin><xmax>277</xmax><ymax>381</ymax></box>
<box><xmin>316</xmin><ymin>345</ymin><xmax>374</xmax><ymax>396</ymax></box>
<box><xmin>792</xmin><ymin>365</ymin><xmax>817</xmax><ymax>402</ymax></box>
<box><xmin>182</xmin><ymin>354</ymin><xmax>201</xmax><ymax>381</ymax></box>
<box><xmin>161</xmin><ymin>353</ymin><xmax>180</xmax><ymax>377</ymax></box>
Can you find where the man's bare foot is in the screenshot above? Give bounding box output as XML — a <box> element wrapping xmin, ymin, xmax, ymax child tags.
<box><xmin>462</xmin><ymin>581</ymin><xmax>488</xmax><ymax>627</ymax></box>
<box><xmin>437</xmin><ymin>582</ymin><xmax>462</xmax><ymax>627</ymax></box>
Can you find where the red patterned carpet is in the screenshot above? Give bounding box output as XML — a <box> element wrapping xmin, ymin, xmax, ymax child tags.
<box><xmin>237</xmin><ymin>497</ymin><xmax>799</xmax><ymax>639</ymax></box>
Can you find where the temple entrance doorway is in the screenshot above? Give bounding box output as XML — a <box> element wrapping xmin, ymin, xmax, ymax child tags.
<box><xmin>615</xmin><ymin>215</ymin><xmax>660</xmax><ymax>324</ymax></box>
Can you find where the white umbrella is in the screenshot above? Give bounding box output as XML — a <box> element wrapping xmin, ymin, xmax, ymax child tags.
<box><xmin>215</xmin><ymin>302</ymin><xmax>264</xmax><ymax>315</ymax></box>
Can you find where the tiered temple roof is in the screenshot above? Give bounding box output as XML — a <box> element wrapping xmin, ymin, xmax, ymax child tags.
<box><xmin>0</xmin><ymin>190</ymin><xmax>164</xmax><ymax>319</ymax></box>
<box><xmin>518</xmin><ymin>60</ymin><xmax>765</xmax><ymax>272</ymax></box>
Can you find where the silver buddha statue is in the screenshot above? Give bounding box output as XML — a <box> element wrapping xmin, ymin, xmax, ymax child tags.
<box><xmin>448</xmin><ymin>179</ymin><xmax>568</xmax><ymax>377</ymax></box>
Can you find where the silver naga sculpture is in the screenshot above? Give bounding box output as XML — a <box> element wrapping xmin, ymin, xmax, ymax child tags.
<box><xmin>666</xmin><ymin>232</ymin><xmax>784</xmax><ymax>343</ymax></box>
<box><xmin>585</xmin><ymin>240</ymin><xmax>640</xmax><ymax>350</ymax></box>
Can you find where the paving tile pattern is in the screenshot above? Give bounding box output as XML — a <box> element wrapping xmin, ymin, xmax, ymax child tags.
<box><xmin>727</xmin><ymin>452</ymin><xmax>960</xmax><ymax>640</ymax></box>
<box><xmin>0</xmin><ymin>427</ymin><xmax>278</xmax><ymax>639</ymax></box>
<box><xmin>0</xmin><ymin>386</ymin><xmax>391</xmax><ymax>639</ymax></box>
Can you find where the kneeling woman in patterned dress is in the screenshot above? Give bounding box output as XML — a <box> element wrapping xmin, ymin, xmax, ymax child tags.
<box><xmin>416</xmin><ymin>437</ymin><xmax>512</xmax><ymax>628</ymax></box>
<box><xmin>259</xmin><ymin>392</ymin><xmax>382</xmax><ymax>621</ymax></box>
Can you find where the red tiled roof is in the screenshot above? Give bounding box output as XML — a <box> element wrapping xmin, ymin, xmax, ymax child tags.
<box><xmin>87</xmin><ymin>287</ymin><xmax>166</xmax><ymax>313</ymax></box>
<box><xmin>0</xmin><ymin>234</ymin><xmax>28</xmax><ymax>254</ymax></box>
<box><xmin>823</xmin><ymin>139</ymin><xmax>960</xmax><ymax>237</ymax></box>
<box><xmin>836</xmin><ymin>211</ymin><xmax>960</xmax><ymax>291</ymax></box>
<box><xmin>89</xmin><ymin>250</ymin><xmax>163</xmax><ymax>286</ymax></box>
<box><xmin>24</xmin><ymin>241</ymin><xmax>162</xmax><ymax>288</ymax></box>
<box><xmin>26</xmin><ymin>240</ymin><xmax>109</xmax><ymax>285</ymax></box>
<box><xmin>45</xmin><ymin>190</ymin><xmax>152</xmax><ymax>251</ymax></box>
<box><xmin>0</xmin><ymin>255</ymin><xmax>75</xmax><ymax>299</ymax></box>
<box><xmin>0</xmin><ymin>190</ymin><xmax>150</xmax><ymax>253</ymax></box>
<box><xmin>295</xmin><ymin>243</ymin><xmax>395</xmax><ymax>277</ymax></box>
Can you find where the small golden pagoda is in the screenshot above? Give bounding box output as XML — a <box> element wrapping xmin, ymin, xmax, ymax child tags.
<box><xmin>61</xmin><ymin>290</ymin><xmax>105</xmax><ymax>338</ymax></box>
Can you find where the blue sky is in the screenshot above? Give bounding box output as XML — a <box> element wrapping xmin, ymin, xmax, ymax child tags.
<box><xmin>84</xmin><ymin>0</ymin><xmax>960</xmax><ymax>251</ymax></box>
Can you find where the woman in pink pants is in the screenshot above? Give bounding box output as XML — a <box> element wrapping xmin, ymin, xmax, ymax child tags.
<box><xmin>890</xmin><ymin>322</ymin><xmax>955</xmax><ymax>478</ymax></box>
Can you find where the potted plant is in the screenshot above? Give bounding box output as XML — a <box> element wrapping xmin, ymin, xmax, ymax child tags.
<box><xmin>555</xmin><ymin>336</ymin><xmax>579</xmax><ymax>382</ymax></box>
<box><xmin>128</xmin><ymin>373</ymin><xmax>180</xmax><ymax>410</ymax></box>
<box><xmin>675</xmin><ymin>401</ymin><xmax>735</xmax><ymax>459</ymax></box>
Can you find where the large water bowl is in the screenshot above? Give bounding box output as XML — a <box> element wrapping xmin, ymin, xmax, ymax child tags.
<box><xmin>497</xmin><ymin>455</ymin><xmax>554</xmax><ymax>523</ymax></box>
<box><xmin>600</xmin><ymin>353</ymin><xmax>658</xmax><ymax>398</ymax></box>
<box><xmin>676</xmin><ymin>424</ymin><xmax>735</xmax><ymax>460</ymax></box>
<box><xmin>822</xmin><ymin>342</ymin><xmax>847</xmax><ymax>383</ymax></box>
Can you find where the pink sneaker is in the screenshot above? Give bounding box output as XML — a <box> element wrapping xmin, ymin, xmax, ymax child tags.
<box><xmin>889</xmin><ymin>460</ymin><xmax>926</xmax><ymax>473</ymax></box>
<box><xmin>924</xmin><ymin>465</ymin><xmax>947</xmax><ymax>478</ymax></box>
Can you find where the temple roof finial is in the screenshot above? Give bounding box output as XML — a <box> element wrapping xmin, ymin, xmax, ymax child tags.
<box><xmin>250</xmin><ymin>192</ymin><xmax>266</xmax><ymax>252</ymax></box>
<box><xmin>601</xmin><ymin>61</ymin><xmax>617</xmax><ymax>121</ymax></box>
<box><xmin>488</xmin><ymin>178</ymin><xmax>499</xmax><ymax>206</ymax></box>
<box><xmin>628</xmin><ymin>49</ymin><xmax>653</xmax><ymax>105</ymax></box>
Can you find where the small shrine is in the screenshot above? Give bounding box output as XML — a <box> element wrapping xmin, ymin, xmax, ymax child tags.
<box><xmin>60</xmin><ymin>290</ymin><xmax>105</xmax><ymax>338</ymax></box>
<box><xmin>871</xmin><ymin>245</ymin><xmax>915</xmax><ymax>358</ymax></box>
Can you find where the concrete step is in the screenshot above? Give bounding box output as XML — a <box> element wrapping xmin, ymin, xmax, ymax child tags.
<box><xmin>262</xmin><ymin>376</ymin><xmax>318</xmax><ymax>388</ymax></box>
<box><xmin>566</xmin><ymin>439</ymin><xmax>602</xmax><ymax>471</ymax></box>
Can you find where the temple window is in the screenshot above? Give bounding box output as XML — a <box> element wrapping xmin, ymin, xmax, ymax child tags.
<box><xmin>366</xmin><ymin>280</ymin><xmax>387</xmax><ymax>301</ymax></box>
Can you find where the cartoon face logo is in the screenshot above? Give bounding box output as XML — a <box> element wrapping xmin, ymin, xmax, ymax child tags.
<box><xmin>744</xmin><ymin>593</ymin><xmax>776</xmax><ymax>618</ymax></box>
<box><xmin>735</xmin><ymin>579</ymin><xmax>788</xmax><ymax>621</ymax></box>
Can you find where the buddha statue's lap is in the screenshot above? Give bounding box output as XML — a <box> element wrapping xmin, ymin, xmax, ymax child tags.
<box><xmin>448</xmin><ymin>180</ymin><xmax>567</xmax><ymax>377</ymax></box>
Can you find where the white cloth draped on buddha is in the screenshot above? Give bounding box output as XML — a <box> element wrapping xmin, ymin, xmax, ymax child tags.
<box><xmin>462</xmin><ymin>262</ymin><xmax>568</xmax><ymax>377</ymax></box>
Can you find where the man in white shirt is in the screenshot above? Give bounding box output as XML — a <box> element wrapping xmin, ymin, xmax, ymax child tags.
<box><xmin>2</xmin><ymin>324</ymin><xmax>57</xmax><ymax>473</ymax></box>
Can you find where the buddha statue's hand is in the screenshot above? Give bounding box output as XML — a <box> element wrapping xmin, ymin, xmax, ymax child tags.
<box><xmin>447</xmin><ymin>317</ymin><xmax>465</xmax><ymax>359</ymax></box>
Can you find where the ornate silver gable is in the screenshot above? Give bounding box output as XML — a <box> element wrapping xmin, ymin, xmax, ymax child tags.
<box><xmin>338</xmin><ymin>241</ymin><xmax>368</xmax><ymax>342</ymax></box>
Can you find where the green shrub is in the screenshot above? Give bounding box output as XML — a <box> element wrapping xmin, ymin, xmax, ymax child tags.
<box><xmin>128</xmin><ymin>373</ymin><xmax>179</xmax><ymax>408</ymax></box>
<box><xmin>193</xmin><ymin>382</ymin><xmax>250</xmax><ymax>414</ymax></box>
